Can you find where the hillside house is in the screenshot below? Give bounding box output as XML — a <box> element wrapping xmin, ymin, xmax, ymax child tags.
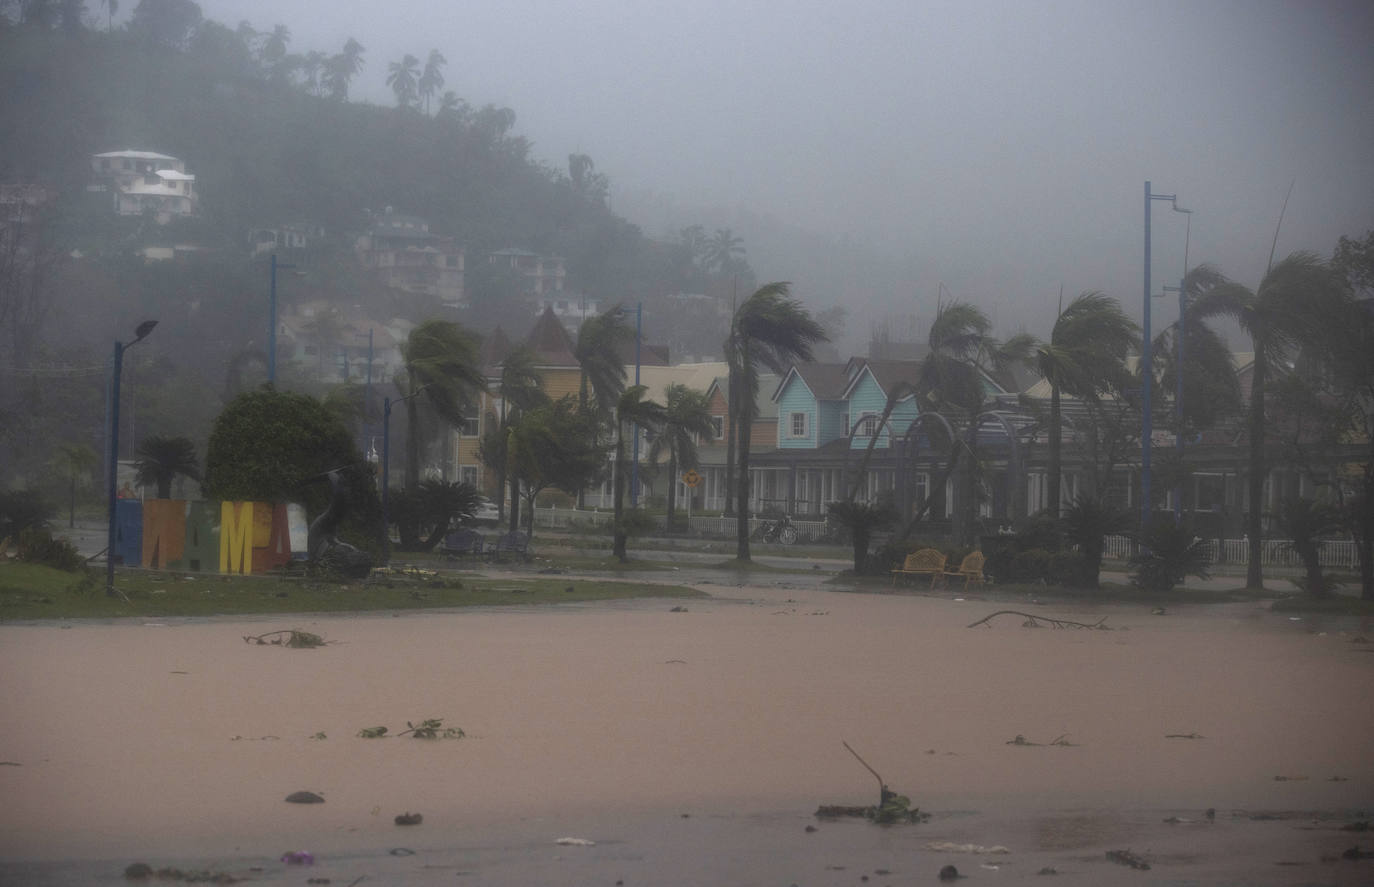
<box><xmin>91</xmin><ymin>150</ymin><xmax>198</xmax><ymax>223</ymax></box>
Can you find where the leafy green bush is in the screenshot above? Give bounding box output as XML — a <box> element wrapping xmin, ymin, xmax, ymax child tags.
<box><xmin>1048</xmin><ymin>550</ymin><xmax>1094</xmax><ymax>588</ymax></box>
<box><xmin>0</xmin><ymin>489</ymin><xmax>51</xmax><ymax>542</ymax></box>
<box><xmin>1008</xmin><ymin>548</ymin><xmax>1054</xmax><ymax>583</ymax></box>
<box><xmin>16</xmin><ymin>527</ymin><xmax>85</xmax><ymax>572</ymax></box>
<box><xmin>1129</xmin><ymin>522</ymin><xmax>1211</xmax><ymax>591</ymax></box>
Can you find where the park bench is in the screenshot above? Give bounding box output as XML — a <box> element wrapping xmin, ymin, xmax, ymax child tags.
<box><xmin>486</xmin><ymin>530</ymin><xmax>531</xmax><ymax>562</ymax></box>
<box><xmin>891</xmin><ymin>548</ymin><xmax>947</xmax><ymax>587</ymax></box>
<box><xmin>439</xmin><ymin>529</ymin><xmax>485</xmax><ymax>560</ymax></box>
<box><xmin>944</xmin><ymin>550</ymin><xmax>987</xmax><ymax>591</ymax></box>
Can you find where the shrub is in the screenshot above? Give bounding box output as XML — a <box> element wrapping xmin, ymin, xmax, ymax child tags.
<box><xmin>16</xmin><ymin>527</ymin><xmax>85</xmax><ymax>572</ymax></box>
<box><xmin>1008</xmin><ymin>548</ymin><xmax>1054</xmax><ymax>584</ymax></box>
<box><xmin>1129</xmin><ymin>522</ymin><xmax>1211</xmax><ymax>592</ymax></box>
<box><xmin>1016</xmin><ymin>514</ymin><xmax>1064</xmax><ymax>552</ymax></box>
<box><xmin>1048</xmin><ymin>550</ymin><xmax>1095</xmax><ymax>588</ymax></box>
<box><xmin>0</xmin><ymin>489</ymin><xmax>51</xmax><ymax>542</ymax></box>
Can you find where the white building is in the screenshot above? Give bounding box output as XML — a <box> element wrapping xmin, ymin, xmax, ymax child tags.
<box><xmin>91</xmin><ymin>150</ymin><xmax>198</xmax><ymax>223</ymax></box>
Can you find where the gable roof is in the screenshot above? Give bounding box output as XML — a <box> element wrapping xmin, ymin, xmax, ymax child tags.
<box><xmin>524</xmin><ymin>306</ymin><xmax>579</xmax><ymax>367</ymax></box>
<box><xmin>772</xmin><ymin>362</ymin><xmax>849</xmax><ymax>402</ymax></box>
<box><xmin>706</xmin><ymin>373</ymin><xmax>781</xmax><ymax>420</ymax></box>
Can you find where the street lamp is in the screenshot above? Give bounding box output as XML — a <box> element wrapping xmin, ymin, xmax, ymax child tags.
<box><xmin>1173</xmin><ymin>208</ymin><xmax>1193</xmax><ymax>525</ymax></box>
<box><xmin>106</xmin><ymin>320</ymin><xmax>158</xmax><ymax>597</ymax></box>
<box><xmin>1142</xmin><ymin>181</ymin><xmax>1189</xmax><ymax>533</ymax></box>
<box><xmin>630</xmin><ymin>301</ymin><xmax>643</xmax><ymax>505</ymax></box>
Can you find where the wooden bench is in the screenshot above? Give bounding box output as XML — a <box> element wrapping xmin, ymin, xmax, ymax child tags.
<box><xmin>944</xmin><ymin>551</ymin><xmax>986</xmax><ymax>591</ymax></box>
<box><xmin>439</xmin><ymin>529</ymin><xmax>485</xmax><ymax>559</ymax></box>
<box><xmin>891</xmin><ymin>548</ymin><xmax>948</xmax><ymax>587</ymax></box>
<box><xmin>486</xmin><ymin>530</ymin><xmax>531</xmax><ymax>562</ymax></box>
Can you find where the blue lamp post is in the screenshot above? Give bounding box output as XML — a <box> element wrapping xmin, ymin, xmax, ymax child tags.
<box><xmin>106</xmin><ymin>320</ymin><xmax>158</xmax><ymax>597</ymax></box>
<box><xmin>1142</xmin><ymin>182</ymin><xmax>1189</xmax><ymax>533</ymax></box>
<box><xmin>630</xmin><ymin>301</ymin><xmax>643</xmax><ymax>506</ymax></box>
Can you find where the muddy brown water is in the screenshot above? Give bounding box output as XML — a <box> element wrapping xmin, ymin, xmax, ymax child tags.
<box><xmin>2</xmin><ymin>584</ymin><xmax>1371</xmax><ymax>885</ymax></box>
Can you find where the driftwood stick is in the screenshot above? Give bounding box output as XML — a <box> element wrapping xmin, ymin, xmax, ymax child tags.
<box><xmin>966</xmin><ymin>610</ymin><xmax>1110</xmax><ymax>630</ymax></box>
<box><xmin>842</xmin><ymin>740</ymin><xmax>886</xmax><ymax>800</ymax></box>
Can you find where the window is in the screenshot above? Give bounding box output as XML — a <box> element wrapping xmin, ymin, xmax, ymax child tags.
<box><xmin>460</xmin><ymin>466</ymin><xmax>478</xmax><ymax>487</ymax></box>
<box><xmin>461</xmin><ymin>417</ymin><xmax>480</xmax><ymax>437</ymax></box>
<box><xmin>860</xmin><ymin>413</ymin><xmax>878</xmax><ymax>437</ymax></box>
<box><xmin>789</xmin><ymin>412</ymin><xmax>808</xmax><ymax>438</ymax></box>
<box><xmin>710</xmin><ymin>416</ymin><xmax>725</xmax><ymax>440</ymax></box>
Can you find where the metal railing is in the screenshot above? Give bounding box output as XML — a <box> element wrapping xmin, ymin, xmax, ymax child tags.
<box><xmin>1102</xmin><ymin>535</ymin><xmax>1359</xmax><ymax>568</ymax></box>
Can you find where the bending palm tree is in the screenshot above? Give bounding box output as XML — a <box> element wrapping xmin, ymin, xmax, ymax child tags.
<box><xmin>1187</xmin><ymin>253</ymin><xmax>1344</xmax><ymax>589</ymax></box>
<box><xmin>418</xmin><ymin>49</ymin><xmax>446</xmax><ymax>114</ymax></box>
<box><xmin>495</xmin><ymin>346</ymin><xmax>546</xmax><ymax>530</ymax></box>
<box><xmin>613</xmin><ymin>386</ymin><xmax>666</xmax><ymax>561</ymax></box>
<box><xmin>399</xmin><ymin>320</ymin><xmax>484</xmax><ymax>494</ymax></box>
<box><xmin>726</xmin><ymin>283</ymin><xmax>827</xmax><ymax>560</ymax></box>
<box><xmin>649</xmin><ymin>384</ymin><xmax>715</xmax><ymax>533</ymax></box>
<box><xmin>574</xmin><ymin>308</ymin><xmax>632</xmax><ymax>507</ymax></box>
<box><xmin>1034</xmin><ymin>292</ymin><xmax>1138</xmax><ymax>519</ymax></box>
<box><xmin>915</xmin><ymin>300</ymin><xmax>1035</xmax><ymax>544</ymax></box>
<box><xmin>133</xmin><ymin>435</ymin><xmax>201</xmax><ymax>499</ymax></box>
<box><xmin>704</xmin><ymin>228</ymin><xmax>745</xmax><ymax>275</ymax></box>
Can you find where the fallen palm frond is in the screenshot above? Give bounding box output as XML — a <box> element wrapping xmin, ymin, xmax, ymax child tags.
<box><xmin>242</xmin><ymin>629</ymin><xmax>326</xmax><ymax>648</ymax></box>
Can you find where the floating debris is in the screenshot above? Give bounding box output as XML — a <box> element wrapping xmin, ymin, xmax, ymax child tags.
<box><xmin>285</xmin><ymin>791</ymin><xmax>324</xmax><ymax>804</ymax></box>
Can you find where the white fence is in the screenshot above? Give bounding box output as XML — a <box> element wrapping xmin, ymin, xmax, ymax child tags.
<box><xmin>531</xmin><ymin>506</ymin><xmax>832</xmax><ymax>542</ymax></box>
<box><xmin>1102</xmin><ymin>535</ymin><xmax>1360</xmax><ymax>569</ymax></box>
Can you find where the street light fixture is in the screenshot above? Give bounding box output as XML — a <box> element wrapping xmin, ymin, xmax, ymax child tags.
<box><xmin>1142</xmin><ymin>181</ymin><xmax>1189</xmax><ymax>533</ymax></box>
<box><xmin>106</xmin><ymin>320</ymin><xmax>158</xmax><ymax>597</ymax></box>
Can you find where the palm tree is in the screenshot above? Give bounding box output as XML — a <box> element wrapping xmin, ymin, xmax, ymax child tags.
<box><xmin>1187</xmin><ymin>253</ymin><xmax>1345</xmax><ymax>589</ymax></box>
<box><xmin>613</xmin><ymin>386</ymin><xmax>666</xmax><ymax>561</ymax></box>
<box><xmin>726</xmin><ymin>283</ymin><xmax>828</xmax><ymax>560</ymax></box>
<box><xmin>495</xmin><ymin>346</ymin><xmax>546</xmax><ymax>530</ymax></box>
<box><xmin>704</xmin><ymin>228</ymin><xmax>745</xmax><ymax>275</ymax></box>
<box><xmin>572</xmin><ymin>307</ymin><xmax>632</xmax><ymax>509</ymax></box>
<box><xmin>418</xmin><ymin>49</ymin><xmax>447</xmax><ymax>114</ymax></box>
<box><xmin>101</xmin><ymin>0</ymin><xmax>117</xmax><ymax>32</ymax></box>
<box><xmin>386</xmin><ymin>54</ymin><xmax>420</xmax><ymax>108</ymax></box>
<box><xmin>649</xmin><ymin>384</ymin><xmax>715</xmax><ymax>533</ymax></box>
<box><xmin>325</xmin><ymin>37</ymin><xmax>365</xmax><ymax>100</ymax></box>
<box><xmin>52</xmin><ymin>443</ymin><xmax>99</xmax><ymax>528</ymax></box>
<box><xmin>575</xmin><ymin>307</ymin><xmax>632</xmax><ymax>414</ymax></box>
<box><xmin>398</xmin><ymin>320</ymin><xmax>484</xmax><ymax>495</ymax></box>
<box><xmin>915</xmin><ymin>300</ymin><xmax>1035</xmax><ymax>544</ymax></box>
<box><xmin>437</xmin><ymin>90</ymin><xmax>467</xmax><ymax>121</ymax></box>
<box><xmin>133</xmin><ymin>435</ymin><xmax>201</xmax><ymax>499</ymax></box>
<box><xmin>1034</xmin><ymin>292</ymin><xmax>1138</xmax><ymax>519</ymax></box>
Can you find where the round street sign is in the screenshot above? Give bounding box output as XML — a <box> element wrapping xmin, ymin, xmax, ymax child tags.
<box><xmin>682</xmin><ymin>469</ymin><xmax>702</xmax><ymax>488</ymax></box>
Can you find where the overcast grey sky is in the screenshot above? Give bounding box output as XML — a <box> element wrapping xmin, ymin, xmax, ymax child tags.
<box><xmin>194</xmin><ymin>0</ymin><xmax>1374</xmax><ymax>342</ymax></box>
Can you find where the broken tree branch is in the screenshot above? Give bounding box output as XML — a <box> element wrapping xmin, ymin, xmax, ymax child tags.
<box><xmin>966</xmin><ymin>610</ymin><xmax>1110</xmax><ymax>630</ymax></box>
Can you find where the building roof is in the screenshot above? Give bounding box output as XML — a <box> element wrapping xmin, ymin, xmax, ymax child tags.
<box><xmin>844</xmin><ymin>358</ymin><xmax>923</xmax><ymax>399</ymax></box>
<box><xmin>772</xmin><ymin>362</ymin><xmax>849</xmax><ymax>402</ymax></box>
<box><xmin>479</xmin><ymin>327</ymin><xmax>513</xmax><ymax>371</ymax></box>
<box><xmin>156</xmin><ymin>170</ymin><xmax>196</xmax><ymax>181</ymax></box>
<box><xmin>524</xmin><ymin>306</ymin><xmax>579</xmax><ymax>367</ymax></box>
<box><xmin>708</xmin><ymin>373</ymin><xmax>780</xmax><ymax>420</ymax></box>
<box><xmin>633</xmin><ymin>362</ymin><xmax>728</xmax><ymax>404</ymax></box>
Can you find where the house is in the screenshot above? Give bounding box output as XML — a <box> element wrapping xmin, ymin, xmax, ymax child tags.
<box><xmin>355</xmin><ymin>209</ymin><xmax>464</xmax><ymax>304</ymax></box>
<box><xmin>488</xmin><ymin>248</ymin><xmax>566</xmax><ymax>297</ymax></box>
<box><xmin>533</xmin><ymin>291</ymin><xmax>601</xmax><ymax>331</ymax></box>
<box><xmin>250</xmin><ymin>222</ymin><xmax>324</xmax><ymax>256</ymax></box>
<box><xmin>91</xmin><ymin>150</ymin><xmax>198</xmax><ymax>223</ymax></box>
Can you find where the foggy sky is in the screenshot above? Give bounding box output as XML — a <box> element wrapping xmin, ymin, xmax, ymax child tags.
<box><xmin>192</xmin><ymin>0</ymin><xmax>1374</xmax><ymax>346</ymax></box>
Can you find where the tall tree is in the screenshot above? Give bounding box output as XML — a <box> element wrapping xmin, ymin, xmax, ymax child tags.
<box><xmin>1187</xmin><ymin>253</ymin><xmax>1345</xmax><ymax>589</ymax></box>
<box><xmin>324</xmin><ymin>37</ymin><xmax>365</xmax><ymax>100</ymax></box>
<box><xmin>133</xmin><ymin>434</ymin><xmax>200</xmax><ymax>499</ymax></box>
<box><xmin>612</xmin><ymin>385</ymin><xmax>666</xmax><ymax>561</ymax></box>
<box><xmin>418</xmin><ymin>48</ymin><xmax>446</xmax><ymax>114</ymax></box>
<box><xmin>574</xmin><ymin>307</ymin><xmax>632</xmax><ymax>414</ymax></box>
<box><xmin>386</xmin><ymin>53</ymin><xmax>420</xmax><ymax>108</ymax></box>
<box><xmin>704</xmin><ymin>228</ymin><xmax>745</xmax><ymax>275</ymax></box>
<box><xmin>398</xmin><ymin>320</ymin><xmax>483</xmax><ymax>496</ymax></box>
<box><xmin>1033</xmin><ymin>291</ymin><xmax>1138</xmax><ymax>518</ymax></box>
<box><xmin>649</xmin><ymin>383</ymin><xmax>715</xmax><ymax>533</ymax></box>
<box><xmin>914</xmin><ymin>300</ymin><xmax>1034</xmax><ymax>544</ymax></box>
<box><xmin>726</xmin><ymin>283</ymin><xmax>827</xmax><ymax>560</ymax></box>
<box><xmin>51</xmin><ymin>443</ymin><xmax>99</xmax><ymax>528</ymax></box>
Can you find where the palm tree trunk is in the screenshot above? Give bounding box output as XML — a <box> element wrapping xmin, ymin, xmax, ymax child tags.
<box><xmin>1246</xmin><ymin>352</ymin><xmax>1267</xmax><ymax>589</ymax></box>
<box><xmin>1047</xmin><ymin>386</ymin><xmax>1062</xmax><ymax>519</ymax></box>
<box><xmin>735</xmin><ymin>374</ymin><xmax>753</xmax><ymax>561</ymax></box>
<box><xmin>724</xmin><ymin>369</ymin><xmax>737</xmax><ymax>516</ymax></box>
<box><xmin>613</xmin><ymin>420</ymin><xmax>627</xmax><ymax>561</ymax></box>
<box><xmin>405</xmin><ymin>395</ymin><xmax>421</xmax><ymax>491</ymax></box>
<box><xmin>666</xmin><ymin>451</ymin><xmax>678</xmax><ymax>534</ymax></box>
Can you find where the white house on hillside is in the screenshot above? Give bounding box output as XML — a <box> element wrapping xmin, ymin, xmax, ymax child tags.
<box><xmin>90</xmin><ymin>150</ymin><xmax>198</xmax><ymax>223</ymax></box>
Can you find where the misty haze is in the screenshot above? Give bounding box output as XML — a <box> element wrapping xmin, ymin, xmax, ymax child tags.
<box><xmin>1</xmin><ymin>1</ymin><xmax>1372</xmax><ymax>885</ymax></box>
